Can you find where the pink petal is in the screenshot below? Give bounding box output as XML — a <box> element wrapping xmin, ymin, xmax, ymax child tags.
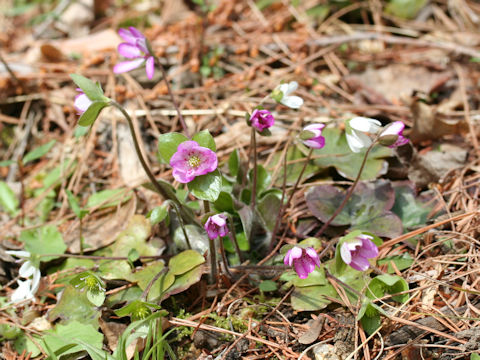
<box><xmin>306</xmin><ymin>248</ymin><xmax>321</xmax><ymax>267</ymax></box>
<box><xmin>118</xmin><ymin>28</ymin><xmax>137</xmax><ymax>44</ymax></box>
<box><xmin>304</xmin><ymin>124</ymin><xmax>325</xmax><ymax>133</ymax></box>
<box><xmin>381</xmin><ymin>121</ymin><xmax>404</xmax><ymax>137</ymax></box>
<box><xmin>145</xmin><ymin>56</ymin><xmax>155</xmax><ymax>80</ymax></box>
<box><xmin>118</xmin><ymin>43</ymin><xmax>142</xmax><ymax>58</ymax></box>
<box><xmin>290</xmin><ymin>247</ymin><xmax>303</xmax><ymax>260</ymax></box>
<box><xmin>74</xmin><ymin>93</ymin><xmax>92</xmax><ymax>114</ymax></box>
<box><xmin>172</xmin><ymin>168</ymin><xmax>194</xmax><ymax>183</ymax></box>
<box><xmin>113</xmin><ymin>58</ymin><xmax>145</xmax><ymax>74</ymax></box>
<box><xmin>129</xmin><ymin>26</ymin><xmax>145</xmax><ymax>39</ymax></box>
<box><xmin>294</xmin><ymin>258</ymin><xmax>308</xmax><ymax>279</ymax></box>
<box><xmin>349</xmin><ymin>256</ymin><xmax>370</xmax><ymax>271</ymax></box>
<box><xmin>303</xmin><ymin>136</ymin><xmax>325</xmax><ymax>149</ymax></box>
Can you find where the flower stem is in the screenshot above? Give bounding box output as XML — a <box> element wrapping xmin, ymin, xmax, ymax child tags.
<box><xmin>153</xmin><ymin>56</ymin><xmax>190</xmax><ymax>138</ymax></box>
<box><xmin>227</xmin><ymin>214</ymin><xmax>244</xmax><ymax>263</ymax></box>
<box><xmin>270</xmin><ymin>148</ymin><xmax>313</xmax><ymax>250</ymax></box>
<box><xmin>218</xmin><ymin>234</ymin><xmax>233</xmax><ymax>278</ymax></box>
<box><xmin>209</xmin><ymin>237</ymin><xmax>217</xmax><ymax>284</ymax></box>
<box><xmin>250</xmin><ymin>128</ymin><xmax>258</xmax><ymax>213</ymax></box>
<box><xmin>314</xmin><ymin>141</ymin><xmax>375</xmax><ymax>238</ymax></box>
<box><xmin>111</xmin><ymin>101</ymin><xmax>195</xmax><ymax>237</ymax></box>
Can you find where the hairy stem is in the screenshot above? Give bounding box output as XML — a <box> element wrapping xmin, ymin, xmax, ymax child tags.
<box><xmin>209</xmin><ymin>237</ymin><xmax>217</xmax><ymax>284</ymax></box>
<box><xmin>314</xmin><ymin>142</ymin><xmax>375</xmax><ymax>238</ymax></box>
<box><xmin>153</xmin><ymin>57</ymin><xmax>190</xmax><ymax>138</ymax></box>
<box><xmin>111</xmin><ymin>101</ymin><xmax>194</xmax><ymax>244</ymax></box>
<box><xmin>250</xmin><ymin>128</ymin><xmax>258</xmax><ymax>213</ymax></box>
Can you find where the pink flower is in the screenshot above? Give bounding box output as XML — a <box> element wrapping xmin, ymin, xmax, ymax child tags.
<box><xmin>204</xmin><ymin>214</ymin><xmax>228</xmax><ymax>240</ymax></box>
<box><xmin>379</xmin><ymin>121</ymin><xmax>409</xmax><ymax>148</ymax></box>
<box><xmin>249</xmin><ymin>109</ymin><xmax>275</xmax><ymax>132</ymax></box>
<box><xmin>170</xmin><ymin>141</ymin><xmax>218</xmax><ymax>183</ymax></box>
<box><xmin>284</xmin><ymin>246</ymin><xmax>320</xmax><ymax>279</ymax></box>
<box><xmin>300</xmin><ymin>124</ymin><xmax>326</xmax><ymax>149</ymax></box>
<box><xmin>340</xmin><ymin>234</ymin><xmax>378</xmax><ymax>271</ymax></box>
<box><xmin>74</xmin><ymin>88</ymin><xmax>92</xmax><ymax>115</ymax></box>
<box><xmin>114</xmin><ymin>27</ymin><xmax>155</xmax><ymax>80</ymax></box>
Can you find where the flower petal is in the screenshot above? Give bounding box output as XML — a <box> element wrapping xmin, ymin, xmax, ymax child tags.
<box><xmin>350</xmin><ymin>117</ymin><xmax>382</xmax><ymax>133</ymax></box>
<box><xmin>113</xmin><ymin>58</ymin><xmax>145</xmax><ymax>74</ymax></box>
<box><xmin>19</xmin><ymin>261</ymin><xmax>37</xmax><ymax>278</ymax></box>
<box><xmin>294</xmin><ymin>258</ymin><xmax>308</xmax><ymax>279</ymax></box>
<box><xmin>349</xmin><ymin>256</ymin><xmax>370</xmax><ymax>271</ymax></box>
<box><xmin>5</xmin><ymin>250</ymin><xmax>31</xmax><ymax>258</ymax></box>
<box><xmin>118</xmin><ymin>43</ymin><xmax>142</xmax><ymax>58</ymax></box>
<box><xmin>145</xmin><ymin>56</ymin><xmax>155</xmax><ymax>79</ymax></box>
<box><xmin>129</xmin><ymin>26</ymin><xmax>145</xmax><ymax>39</ymax></box>
<box><xmin>305</xmin><ymin>247</ymin><xmax>320</xmax><ymax>267</ymax></box>
<box><xmin>346</xmin><ymin>130</ymin><xmax>372</xmax><ymax>153</ymax></box>
<box><xmin>381</xmin><ymin>121</ymin><xmax>404</xmax><ymax>136</ymax></box>
<box><xmin>281</xmin><ymin>95</ymin><xmax>303</xmax><ymax>109</ymax></box>
<box><xmin>172</xmin><ymin>168</ymin><xmax>194</xmax><ymax>183</ymax></box>
<box><xmin>74</xmin><ymin>93</ymin><xmax>92</xmax><ymax>114</ymax></box>
<box><xmin>285</xmin><ymin>81</ymin><xmax>298</xmax><ymax>95</ymax></box>
<box><xmin>118</xmin><ymin>28</ymin><xmax>137</xmax><ymax>44</ymax></box>
<box><xmin>340</xmin><ymin>242</ymin><xmax>352</xmax><ymax>264</ymax></box>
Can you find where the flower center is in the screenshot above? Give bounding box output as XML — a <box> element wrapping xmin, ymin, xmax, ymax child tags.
<box><xmin>188</xmin><ymin>155</ymin><xmax>201</xmax><ymax>168</ymax></box>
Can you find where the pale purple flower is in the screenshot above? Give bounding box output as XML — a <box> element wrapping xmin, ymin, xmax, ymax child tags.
<box><xmin>74</xmin><ymin>88</ymin><xmax>92</xmax><ymax>115</ymax></box>
<box><xmin>300</xmin><ymin>124</ymin><xmax>326</xmax><ymax>149</ymax></box>
<box><xmin>114</xmin><ymin>27</ymin><xmax>155</xmax><ymax>80</ymax></box>
<box><xmin>250</xmin><ymin>109</ymin><xmax>275</xmax><ymax>132</ymax></box>
<box><xmin>284</xmin><ymin>246</ymin><xmax>320</xmax><ymax>279</ymax></box>
<box><xmin>204</xmin><ymin>214</ymin><xmax>228</xmax><ymax>240</ymax></box>
<box><xmin>379</xmin><ymin>121</ymin><xmax>409</xmax><ymax>148</ymax></box>
<box><xmin>170</xmin><ymin>141</ymin><xmax>218</xmax><ymax>183</ymax></box>
<box><xmin>346</xmin><ymin>117</ymin><xmax>382</xmax><ymax>153</ymax></box>
<box><xmin>340</xmin><ymin>234</ymin><xmax>379</xmax><ymax>271</ymax></box>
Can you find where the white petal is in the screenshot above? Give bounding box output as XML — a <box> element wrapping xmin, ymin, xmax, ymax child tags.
<box><xmin>19</xmin><ymin>261</ymin><xmax>36</xmax><ymax>278</ymax></box>
<box><xmin>5</xmin><ymin>250</ymin><xmax>31</xmax><ymax>259</ymax></box>
<box><xmin>11</xmin><ymin>279</ymin><xmax>33</xmax><ymax>303</ymax></box>
<box><xmin>281</xmin><ymin>95</ymin><xmax>303</xmax><ymax>109</ymax></box>
<box><xmin>285</xmin><ymin>81</ymin><xmax>298</xmax><ymax>95</ymax></box>
<box><xmin>30</xmin><ymin>269</ymin><xmax>41</xmax><ymax>295</ymax></box>
<box><xmin>340</xmin><ymin>243</ymin><xmax>352</xmax><ymax>264</ymax></box>
<box><xmin>346</xmin><ymin>129</ymin><xmax>373</xmax><ymax>152</ymax></box>
<box><xmin>349</xmin><ymin>117</ymin><xmax>381</xmax><ymax>133</ymax></box>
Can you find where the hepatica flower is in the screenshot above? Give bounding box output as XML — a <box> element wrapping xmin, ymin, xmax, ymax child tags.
<box><xmin>272</xmin><ymin>81</ymin><xmax>304</xmax><ymax>109</ymax></box>
<box><xmin>284</xmin><ymin>246</ymin><xmax>321</xmax><ymax>279</ymax></box>
<box><xmin>6</xmin><ymin>250</ymin><xmax>41</xmax><ymax>303</ymax></box>
<box><xmin>340</xmin><ymin>234</ymin><xmax>378</xmax><ymax>271</ymax></box>
<box><xmin>379</xmin><ymin>121</ymin><xmax>409</xmax><ymax>148</ymax></box>
<box><xmin>170</xmin><ymin>141</ymin><xmax>218</xmax><ymax>183</ymax></box>
<box><xmin>300</xmin><ymin>123</ymin><xmax>326</xmax><ymax>149</ymax></box>
<box><xmin>250</xmin><ymin>109</ymin><xmax>275</xmax><ymax>132</ymax></box>
<box><xmin>114</xmin><ymin>27</ymin><xmax>155</xmax><ymax>80</ymax></box>
<box><xmin>74</xmin><ymin>88</ymin><xmax>92</xmax><ymax>115</ymax></box>
<box><xmin>204</xmin><ymin>214</ymin><xmax>228</xmax><ymax>240</ymax></box>
<box><xmin>345</xmin><ymin>117</ymin><xmax>382</xmax><ymax>153</ymax></box>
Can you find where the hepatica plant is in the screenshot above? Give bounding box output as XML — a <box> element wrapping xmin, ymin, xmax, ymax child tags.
<box><xmin>67</xmin><ymin>25</ymin><xmax>411</xmax><ymax>334</ymax></box>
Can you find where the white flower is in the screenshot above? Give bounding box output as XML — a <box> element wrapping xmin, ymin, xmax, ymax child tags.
<box><xmin>277</xmin><ymin>81</ymin><xmax>304</xmax><ymax>109</ymax></box>
<box><xmin>345</xmin><ymin>117</ymin><xmax>382</xmax><ymax>153</ymax></box>
<box><xmin>11</xmin><ymin>278</ymin><xmax>38</xmax><ymax>303</ymax></box>
<box><xmin>6</xmin><ymin>250</ymin><xmax>41</xmax><ymax>303</ymax></box>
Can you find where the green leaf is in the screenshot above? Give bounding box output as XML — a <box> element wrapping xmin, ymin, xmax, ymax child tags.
<box><xmin>162</xmin><ymin>264</ymin><xmax>204</xmax><ymax>300</ymax></box>
<box><xmin>86</xmin><ymin>188</ymin><xmax>131</xmax><ymax>209</ymax></box>
<box><xmin>293</xmin><ymin>267</ymin><xmax>327</xmax><ymax>287</ymax></box>
<box><xmin>66</xmin><ymin>189</ymin><xmax>87</xmax><ymax>219</ymax></box>
<box><xmin>306</xmin><ymin>180</ymin><xmax>403</xmax><ymax>238</ymax></box>
<box><xmin>386</xmin><ymin>0</ymin><xmax>427</xmax><ymax>19</ymax></box>
<box><xmin>48</xmin><ymin>286</ymin><xmax>100</xmax><ymax>327</ymax></box>
<box><xmin>41</xmin><ymin>321</ymin><xmax>104</xmax><ymax>360</ymax></box>
<box><xmin>313</xmin><ymin>127</ymin><xmax>392</xmax><ymax>181</ymax></box>
<box><xmin>257</xmin><ymin>192</ymin><xmax>281</xmax><ymax>232</ymax></box>
<box><xmin>173</xmin><ymin>224</ymin><xmax>209</xmax><ymax>253</ymax></box>
<box><xmin>223</xmin><ymin>231</ymin><xmax>249</xmax><ymax>253</ymax></box>
<box><xmin>188</xmin><ymin>169</ymin><xmax>222</xmax><ymax>201</ymax></box>
<box><xmin>213</xmin><ymin>191</ymin><xmax>235</xmax><ymax>213</ymax></box>
<box><xmin>0</xmin><ymin>181</ymin><xmax>19</xmax><ymax>217</ymax></box>
<box><xmin>259</xmin><ymin>280</ymin><xmax>277</xmax><ymax>292</ymax></box>
<box><xmin>228</xmin><ymin>149</ymin><xmax>240</xmax><ymax>177</ymax></box>
<box><xmin>0</xmin><ymin>160</ymin><xmax>15</xmax><ymax>167</ymax></box>
<box><xmin>169</xmin><ymin>249</ymin><xmax>205</xmax><ymax>276</ymax></box>
<box><xmin>377</xmin><ymin>253</ymin><xmax>413</xmax><ymax>273</ymax></box>
<box><xmin>87</xmin><ymin>289</ymin><xmax>105</xmax><ymax>307</ymax></box>
<box><xmin>78</xmin><ymin>101</ymin><xmax>109</xmax><ymax>127</ymax></box>
<box><xmin>367</xmin><ymin>274</ymin><xmax>409</xmax><ymax>303</ymax></box>
<box><xmin>248</xmin><ymin>164</ymin><xmax>271</xmax><ymax>195</ymax></box>
<box><xmin>392</xmin><ymin>184</ymin><xmax>433</xmax><ymax>230</ymax></box>
<box><xmin>471</xmin><ymin>354</ymin><xmax>480</xmax><ymax>360</ymax></box>
<box><xmin>128</xmin><ymin>248</ymin><xmax>140</xmax><ymax>263</ymax></box>
<box><xmin>269</xmin><ymin>145</ymin><xmax>317</xmax><ymax>186</ymax></box>
<box><xmin>130</xmin><ymin>261</ymin><xmax>175</xmax><ymax>301</ymax></box>
<box><xmin>149</xmin><ymin>204</ymin><xmax>169</xmax><ymax>225</ymax></box>
<box><xmin>19</xmin><ymin>225</ymin><xmax>67</xmax><ymax>261</ymax></box>
<box><xmin>291</xmin><ymin>284</ymin><xmax>336</xmax><ymax>311</ymax></box>
<box><xmin>157</xmin><ymin>132</ymin><xmax>188</xmax><ymax>163</ymax></box>
<box><xmin>359</xmin><ymin>302</ymin><xmax>381</xmax><ymax>335</ymax></box>
<box><xmin>22</xmin><ymin>140</ymin><xmax>56</xmax><ymax>164</ymax></box>
<box><xmin>192</xmin><ymin>130</ymin><xmax>216</xmax><ymax>151</ymax></box>
<box><xmin>70</xmin><ymin>74</ymin><xmax>107</xmax><ymax>101</ymax></box>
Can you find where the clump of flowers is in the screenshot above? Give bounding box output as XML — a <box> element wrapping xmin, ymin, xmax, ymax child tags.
<box><xmin>249</xmin><ymin>109</ymin><xmax>275</xmax><ymax>132</ymax></box>
<box><xmin>300</xmin><ymin>123</ymin><xmax>326</xmax><ymax>149</ymax></box>
<box><xmin>272</xmin><ymin>81</ymin><xmax>304</xmax><ymax>109</ymax></box>
<box><xmin>74</xmin><ymin>88</ymin><xmax>92</xmax><ymax>115</ymax></box>
<box><xmin>170</xmin><ymin>141</ymin><xmax>218</xmax><ymax>183</ymax></box>
<box><xmin>284</xmin><ymin>246</ymin><xmax>321</xmax><ymax>279</ymax></box>
<box><xmin>204</xmin><ymin>214</ymin><xmax>228</xmax><ymax>240</ymax></box>
<box><xmin>340</xmin><ymin>234</ymin><xmax>379</xmax><ymax>271</ymax></box>
<box><xmin>114</xmin><ymin>27</ymin><xmax>155</xmax><ymax>80</ymax></box>
<box><xmin>6</xmin><ymin>250</ymin><xmax>41</xmax><ymax>303</ymax></box>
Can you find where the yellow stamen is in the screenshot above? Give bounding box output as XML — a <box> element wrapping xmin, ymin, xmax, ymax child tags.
<box><xmin>188</xmin><ymin>155</ymin><xmax>201</xmax><ymax>168</ymax></box>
